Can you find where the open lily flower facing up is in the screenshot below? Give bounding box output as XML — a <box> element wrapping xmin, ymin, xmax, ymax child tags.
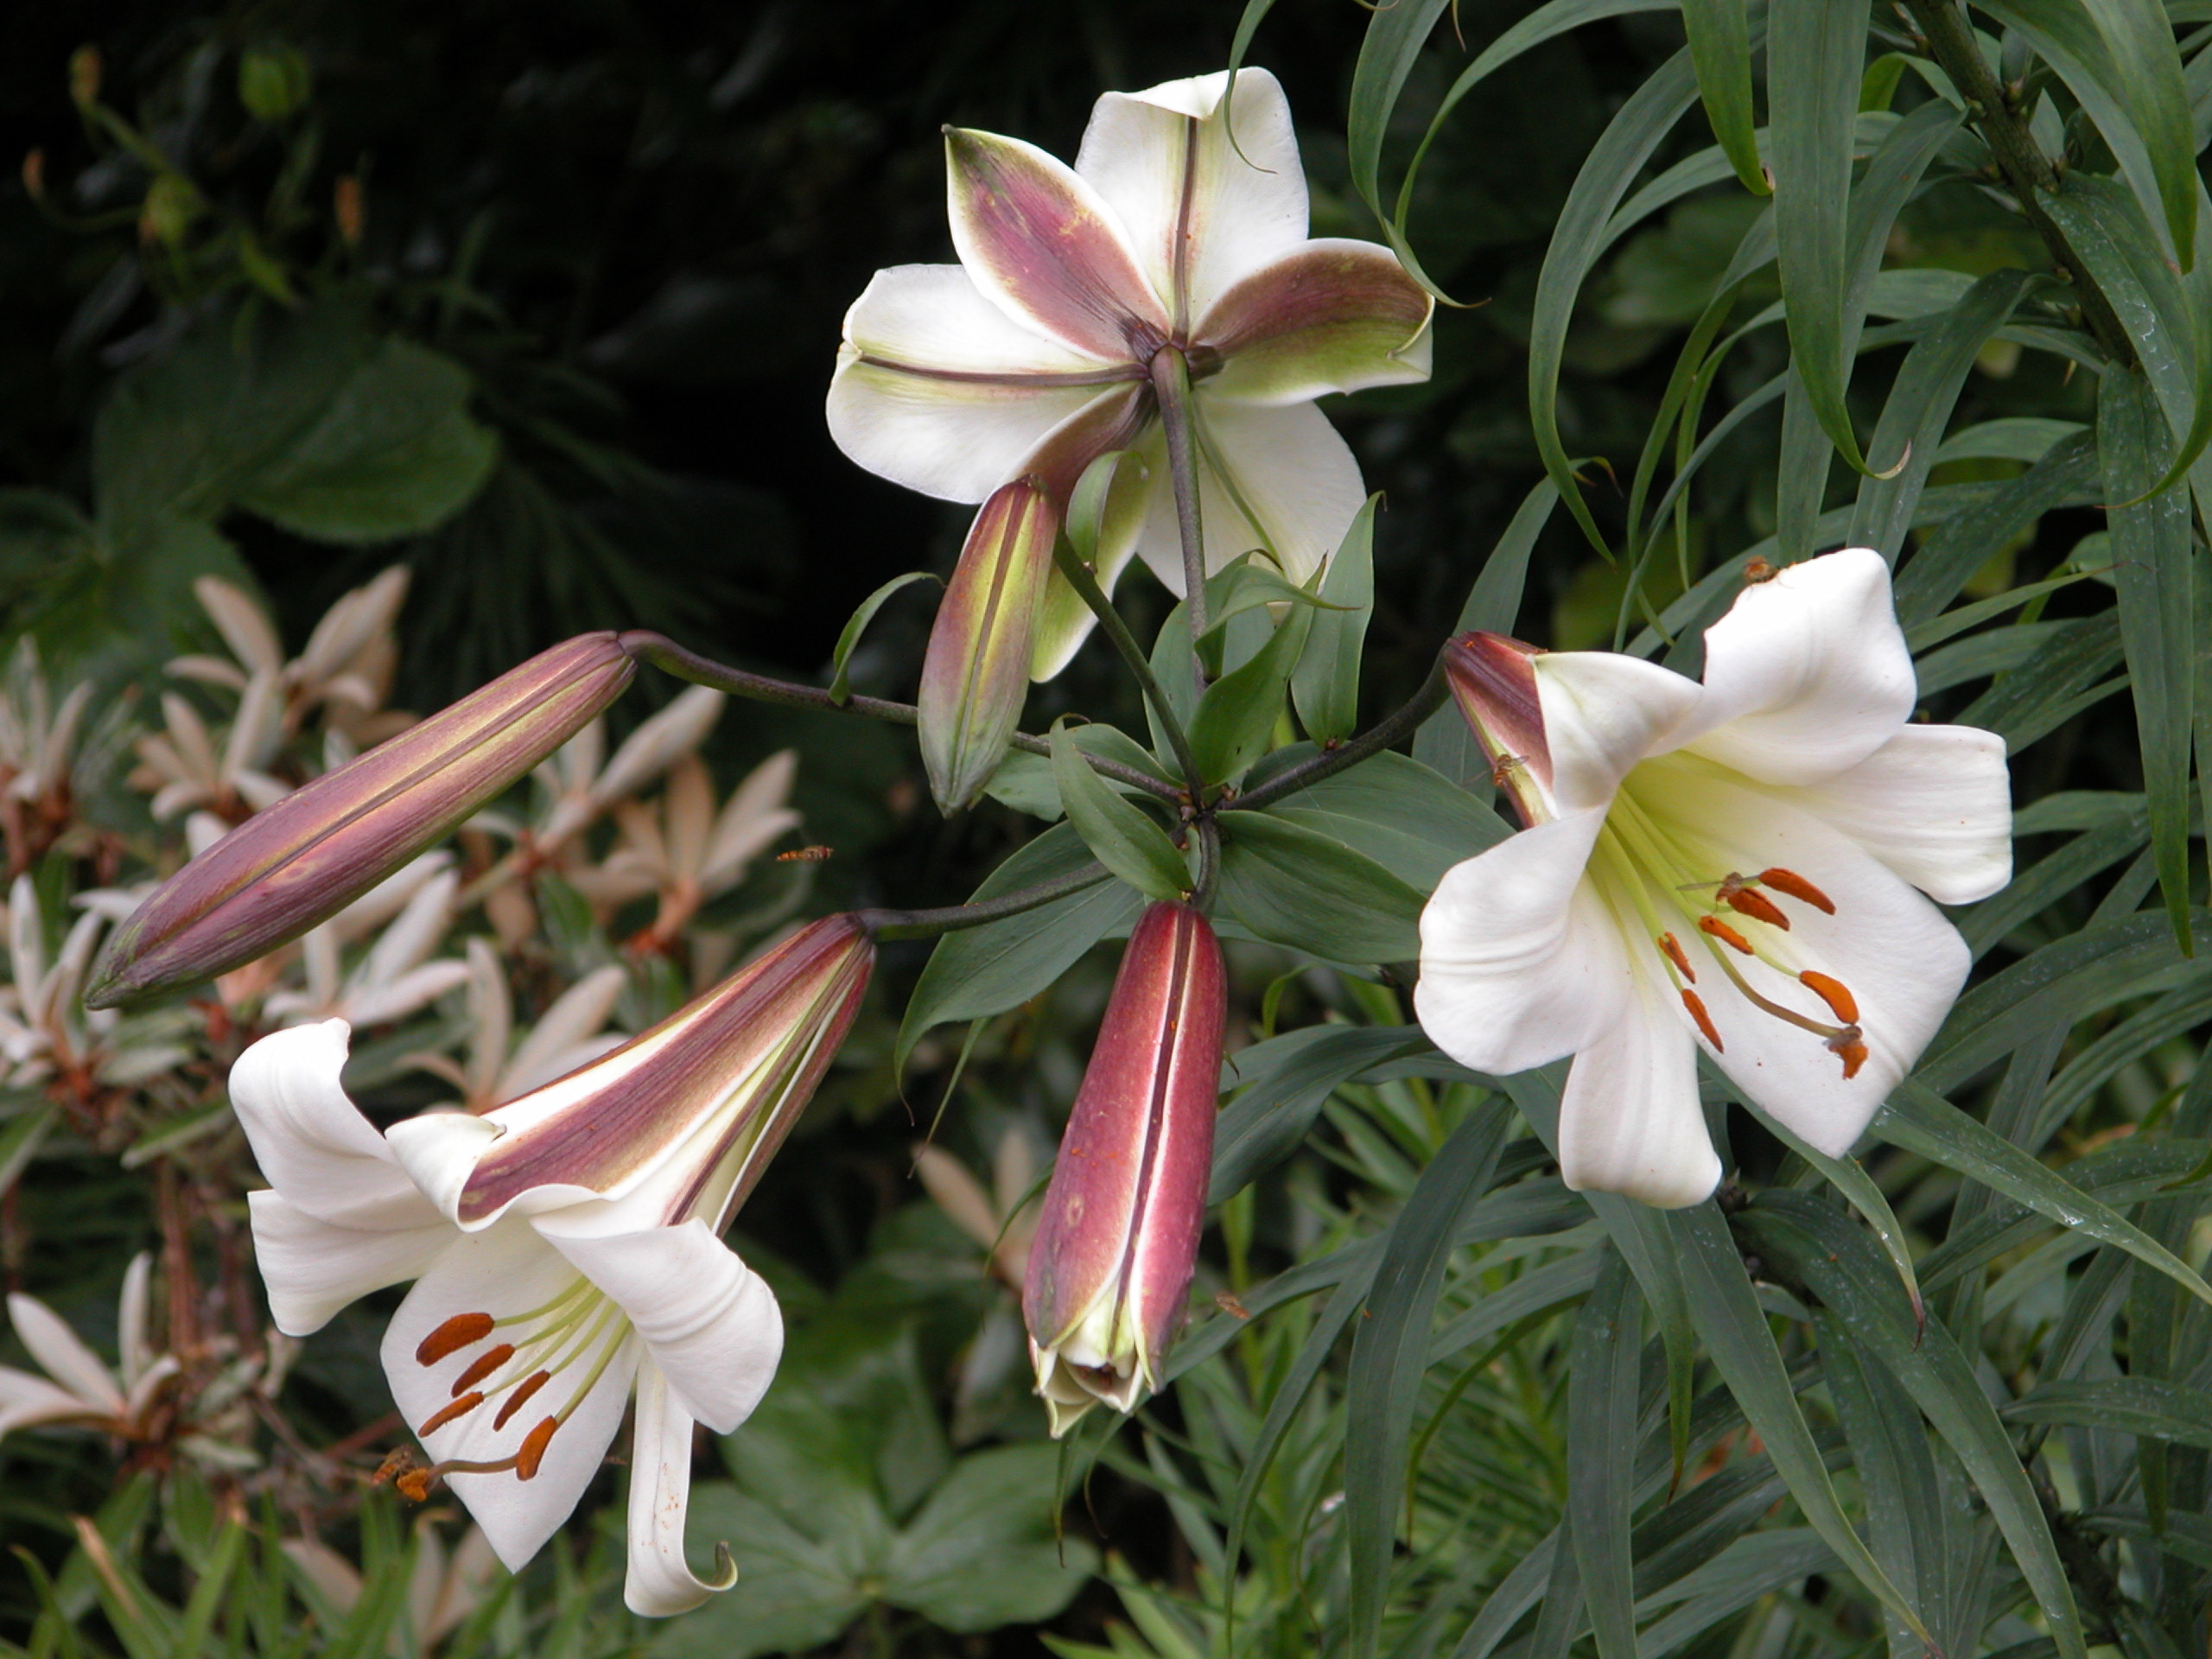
<box><xmin>230</xmin><ymin>914</ymin><xmax>874</xmax><ymax>1616</ymax></box>
<box><xmin>828</xmin><ymin>68</ymin><xmax>1433</xmax><ymax>681</ymax></box>
<box><xmin>1415</xmin><ymin>550</ymin><xmax>2012</xmax><ymax>1208</ymax></box>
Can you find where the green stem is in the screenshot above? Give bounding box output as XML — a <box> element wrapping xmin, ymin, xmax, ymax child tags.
<box><xmin>1897</xmin><ymin>0</ymin><xmax>2137</xmax><ymax>368</ymax></box>
<box><xmin>1222</xmin><ymin>658</ymin><xmax>1451</xmax><ymax>813</ymax></box>
<box><xmin>1048</xmin><ymin>537</ymin><xmax>1205</xmax><ymax>798</ymax></box>
<box><xmin>1147</xmin><ymin>346</ymin><xmax>1211</xmax><ymax>672</ymax></box>
<box><xmin>855</xmin><ymin>861</ymin><xmax>1112</xmax><ymax>940</ymax></box>
<box><xmin>620</xmin><ymin>631</ymin><xmax>1181</xmax><ymax>804</ymax></box>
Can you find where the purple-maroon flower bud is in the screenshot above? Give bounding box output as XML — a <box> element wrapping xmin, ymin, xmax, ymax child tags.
<box><xmin>87</xmin><ymin>634</ymin><xmax>638</xmax><ymax>1007</ymax></box>
<box><xmin>1022</xmin><ymin>900</ymin><xmax>1224</xmax><ymax>1434</ymax></box>
<box><xmin>1442</xmin><ymin>632</ymin><xmax>1554</xmax><ymax>827</ymax></box>
<box><xmin>917</xmin><ymin>477</ymin><xmax>1056</xmax><ymax>814</ymax></box>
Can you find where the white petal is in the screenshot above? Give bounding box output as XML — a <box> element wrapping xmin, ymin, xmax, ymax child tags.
<box><xmin>360</xmin><ymin>871</ymin><xmax>459</xmax><ymax>988</ymax></box>
<box><xmin>1637</xmin><ymin>762</ymin><xmax>1971</xmax><ymax>1157</ymax></box>
<box><xmin>1134</xmin><ymin>399</ymin><xmax>1363</xmax><ymax>592</ymax></box>
<box><xmin>593</xmin><ymin>687</ymin><xmax>724</xmax><ymax>810</ymax></box>
<box><xmin>1076</xmin><ymin>68</ymin><xmax>1307</xmax><ymax>325</ymax></box>
<box><xmin>6</xmin><ymin>1294</ymin><xmax>122</xmax><ymax>1414</ymax></box>
<box><xmin>1675</xmin><ymin>548</ymin><xmax>1916</xmax><ymax>785</ymax></box>
<box><xmin>382</xmin><ymin>1220</ymin><xmax>639</xmax><ymax>1574</ymax></box>
<box><xmin>118</xmin><ymin>1253</ymin><xmax>152</xmax><ymax>1391</ymax></box>
<box><xmin>341</xmin><ymin>961</ymin><xmax>472</xmax><ymax>1030</ymax></box>
<box><xmin>1531</xmin><ymin>651</ymin><xmax>1706</xmax><ymax>816</ymax></box>
<box><xmin>535</xmin><ymin>1217</ymin><xmax>782</xmax><ymax>1434</ymax></box>
<box><xmin>1554</xmin><ymin>972</ymin><xmax>1718</xmax><ymax>1207</ymax></box>
<box><xmin>229</xmin><ymin>1022</ymin><xmax>446</xmax><ymax>1232</ymax></box>
<box><xmin>385</xmin><ymin>1111</ymin><xmax>505</xmax><ymax>1225</ymax></box>
<box><xmin>1783</xmin><ymin>722</ymin><xmax>2012</xmax><ymax>905</ymax></box>
<box><xmin>1415</xmin><ymin>810</ymin><xmax>1627</xmax><ymax>1076</ymax></box>
<box><xmin>0</xmin><ymin>1368</ymin><xmax>111</xmax><ymax>1437</ymax></box>
<box><xmin>246</xmin><ymin>1191</ymin><xmax>453</xmax><ymax>1337</ymax></box>
<box><xmin>1032</xmin><ymin>432</ymin><xmax>1160</xmax><ymax>680</ymax></box>
<box><xmin>624</xmin><ymin>1363</ymin><xmax>738</xmax><ymax>1617</ymax></box>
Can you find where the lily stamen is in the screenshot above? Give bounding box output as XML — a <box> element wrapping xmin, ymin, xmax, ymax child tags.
<box><xmin>451</xmin><ymin>1343</ymin><xmax>515</xmax><ymax>1395</ymax></box>
<box><xmin>1680</xmin><ymin>989</ymin><xmax>1723</xmax><ymax>1049</ymax></box>
<box><xmin>1715</xmin><ymin>876</ymin><xmax>1790</xmax><ymax>931</ymax></box>
<box><xmin>1758</xmin><ymin>868</ymin><xmax>1836</xmax><ymax>913</ymax></box>
<box><xmin>416</xmin><ymin>1312</ymin><xmax>494</xmax><ymax>1364</ymax></box>
<box><xmin>1798</xmin><ymin>970</ymin><xmax>1859</xmax><ymax>1024</ymax></box>
<box><xmin>1657</xmin><ymin>931</ymin><xmax>1694</xmax><ymax>982</ymax></box>
<box><xmin>1697</xmin><ymin>915</ymin><xmax>1754</xmax><ymax>955</ymax></box>
<box><xmin>492</xmin><ymin>1370</ymin><xmax>551</xmax><ymax>1429</ymax></box>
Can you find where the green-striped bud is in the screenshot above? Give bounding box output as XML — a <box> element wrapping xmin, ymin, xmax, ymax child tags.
<box><xmin>917</xmin><ymin>478</ymin><xmax>1054</xmax><ymax>813</ymax></box>
<box><xmin>86</xmin><ymin>633</ymin><xmax>638</xmax><ymax>1007</ymax></box>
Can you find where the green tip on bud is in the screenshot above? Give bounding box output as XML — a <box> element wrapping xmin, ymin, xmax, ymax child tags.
<box><xmin>917</xmin><ymin>478</ymin><xmax>1055</xmax><ymax>813</ymax></box>
<box><xmin>86</xmin><ymin>632</ymin><xmax>639</xmax><ymax>1009</ymax></box>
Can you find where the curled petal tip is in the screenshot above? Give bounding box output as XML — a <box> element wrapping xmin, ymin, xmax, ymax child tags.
<box><xmin>1442</xmin><ymin>632</ymin><xmax>1552</xmax><ymax>815</ymax></box>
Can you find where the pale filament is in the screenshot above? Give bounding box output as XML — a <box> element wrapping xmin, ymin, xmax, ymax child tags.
<box><xmin>1589</xmin><ymin>780</ymin><xmax>1868</xmax><ymax>1079</ymax></box>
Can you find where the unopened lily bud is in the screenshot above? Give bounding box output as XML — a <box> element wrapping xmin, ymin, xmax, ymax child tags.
<box><xmin>1443</xmin><ymin>631</ymin><xmax>1554</xmax><ymax>826</ymax></box>
<box><xmin>917</xmin><ymin>477</ymin><xmax>1054</xmax><ymax>813</ymax></box>
<box><xmin>87</xmin><ymin>634</ymin><xmax>638</xmax><ymax>1007</ymax></box>
<box><xmin>1023</xmin><ymin>900</ymin><xmax>1224</xmax><ymax>1434</ymax></box>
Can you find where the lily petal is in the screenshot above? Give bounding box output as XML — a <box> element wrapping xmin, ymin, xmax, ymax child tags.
<box><xmin>1415</xmin><ymin>810</ymin><xmax>1627</xmax><ymax>1077</ymax></box>
<box><xmin>624</xmin><ymin>1363</ymin><xmax>737</xmax><ymax>1617</ymax></box>
<box><xmin>1555</xmin><ymin>969</ymin><xmax>1718</xmax><ymax>1206</ymax></box>
<box><xmin>246</xmin><ymin>1190</ymin><xmax>453</xmax><ymax>1337</ymax></box>
<box><xmin>229</xmin><ymin>1020</ymin><xmax>445</xmax><ymax>1232</ymax></box>
<box><xmin>1196</xmin><ymin>239</ymin><xmax>1434</xmax><ymax>404</ymax></box>
<box><xmin>1674</xmin><ymin>548</ymin><xmax>1917</xmax><ymax>785</ymax></box>
<box><xmin>1075</xmin><ymin>68</ymin><xmax>1306</xmax><ymax>327</ymax></box>
<box><xmin>827</xmin><ymin>266</ymin><xmax>1123</xmax><ymax>505</ymax></box>
<box><xmin>1531</xmin><ymin>651</ymin><xmax>1706</xmax><ymax>815</ymax></box>
<box><xmin>382</xmin><ymin>1219</ymin><xmax>639</xmax><ymax>1573</ymax></box>
<box><xmin>1637</xmin><ymin>762</ymin><xmax>1970</xmax><ymax>1156</ymax></box>
<box><xmin>1784</xmin><ymin>722</ymin><xmax>2013</xmax><ymax>905</ymax></box>
<box><xmin>0</xmin><ymin>1362</ymin><xmax>102</xmax><ymax>1435</ymax></box>
<box><xmin>537</xmin><ymin>1217</ymin><xmax>781</xmax><ymax>1433</ymax></box>
<box><xmin>945</xmin><ymin>129</ymin><xmax>1166</xmax><ymax>360</ymax></box>
<box><xmin>5</xmin><ymin>1295</ymin><xmax>123</xmax><ymax>1414</ymax></box>
<box><xmin>1135</xmin><ymin>398</ymin><xmax>1363</xmax><ymax>592</ymax></box>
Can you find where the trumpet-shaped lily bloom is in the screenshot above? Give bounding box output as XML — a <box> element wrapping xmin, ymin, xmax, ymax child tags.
<box><xmin>1415</xmin><ymin>550</ymin><xmax>2012</xmax><ymax>1207</ymax></box>
<box><xmin>231</xmin><ymin>915</ymin><xmax>874</xmax><ymax>1615</ymax></box>
<box><xmin>828</xmin><ymin>68</ymin><xmax>1433</xmax><ymax>677</ymax></box>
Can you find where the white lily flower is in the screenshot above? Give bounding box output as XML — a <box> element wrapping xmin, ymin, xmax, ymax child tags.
<box><xmin>1</xmin><ymin>1255</ymin><xmax>181</xmax><ymax>1444</ymax></box>
<box><xmin>828</xmin><ymin>68</ymin><xmax>1433</xmax><ymax>677</ymax></box>
<box><xmin>1415</xmin><ymin>550</ymin><xmax>2012</xmax><ymax>1207</ymax></box>
<box><xmin>171</xmin><ymin>569</ymin><xmax>414</xmax><ymax>747</ymax></box>
<box><xmin>231</xmin><ymin>915</ymin><xmax>874</xmax><ymax>1615</ymax></box>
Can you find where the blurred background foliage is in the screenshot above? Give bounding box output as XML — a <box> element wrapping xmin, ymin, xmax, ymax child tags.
<box><xmin>0</xmin><ymin>0</ymin><xmax>2191</xmax><ymax>1656</ymax></box>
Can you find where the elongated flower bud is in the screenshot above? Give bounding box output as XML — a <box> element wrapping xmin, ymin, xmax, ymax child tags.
<box><xmin>1023</xmin><ymin>900</ymin><xmax>1224</xmax><ymax>1435</ymax></box>
<box><xmin>1442</xmin><ymin>631</ymin><xmax>1554</xmax><ymax>826</ymax></box>
<box><xmin>917</xmin><ymin>478</ymin><xmax>1054</xmax><ymax>813</ymax></box>
<box><xmin>87</xmin><ymin>634</ymin><xmax>638</xmax><ymax>1007</ymax></box>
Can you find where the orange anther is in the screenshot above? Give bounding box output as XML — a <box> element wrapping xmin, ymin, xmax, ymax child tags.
<box><xmin>515</xmin><ymin>1416</ymin><xmax>558</xmax><ymax>1480</ymax></box>
<box><xmin>395</xmin><ymin>1468</ymin><xmax>436</xmax><ymax>1502</ymax></box>
<box><xmin>1723</xmin><ymin>887</ymin><xmax>1789</xmax><ymax>929</ymax></box>
<box><xmin>1744</xmin><ymin>557</ymin><xmax>1778</xmax><ymax>583</ymax></box>
<box><xmin>1681</xmin><ymin>989</ymin><xmax>1724</xmax><ymax>1050</ymax></box>
<box><xmin>1658</xmin><ymin>931</ymin><xmax>1694</xmax><ymax>982</ymax></box>
<box><xmin>1697</xmin><ymin>915</ymin><xmax>1753</xmax><ymax>954</ymax></box>
<box><xmin>1798</xmin><ymin>970</ymin><xmax>1859</xmax><ymax>1024</ymax></box>
<box><xmin>452</xmin><ymin>1343</ymin><xmax>515</xmax><ymax>1396</ymax></box>
<box><xmin>1826</xmin><ymin>1027</ymin><xmax>1868</xmax><ymax>1080</ymax></box>
<box><xmin>493</xmin><ymin>1370</ymin><xmax>551</xmax><ymax>1430</ymax></box>
<box><xmin>416</xmin><ymin>1312</ymin><xmax>493</xmax><ymax>1366</ymax></box>
<box><xmin>1758</xmin><ymin>868</ymin><xmax>1834</xmax><ymax>914</ymax></box>
<box><xmin>416</xmin><ymin>1392</ymin><xmax>483</xmax><ymax>1437</ymax></box>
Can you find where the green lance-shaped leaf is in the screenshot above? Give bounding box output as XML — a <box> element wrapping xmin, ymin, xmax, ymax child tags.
<box><xmin>829</xmin><ymin>570</ymin><xmax>939</xmax><ymax>706</ymax></box>
<box><xmin>1879</xmin><ymin>1078</ymin><xmax>2212</xmax><ymax>1311</ymax></box>
<box><xmin>1186</xmin><ymin>597</ymin><xmax>1313</xmax><ymax>785</ymax></box>
<box><xmin>1567</xmin><ymin>1249</ymin><xmax>1642</xmax><ymax>1659</ymax></box>
<box><xmin>86</xmin><ymin>632</ymin><xmax>639</xmax><ymax>1007</ymax></box>
<box><xmin>1290</xmin><ymin>496</ymin><xmax>1376</xmax><ymax>745</ymax></box>
<box><xmin>1681</xmin><ymin>0</ymin><xmax>1764</xmax><ymax>196</ymax></box>
<box><xmin>918</xmin><ymin>479</ymin><xmax>1056</xmax><ymax>814</ymax></box>
<box><xmin>1414</xmin><ymin>480</ymin><xmax>1557</xmax><ymax>788</ymax></box>
<box><xmin>1048</xmin><ymin>720</ymin><xmax>1189</xmax><ymax>903</ymax></box>
<box><xmin>2097</xmin><ymin>369</ymin><xmax>2196</xmax><ymax>950</ymax></box>
<box><xmin>1216</xmin><ymin>810</ymin><xmax>1424</xmax><ymax>963</ymax></box>
<box><xmin>1346</xmin><ymin>0</ymin><xmax>1456</xmax><ymax>222</ymax></box>
<box><xmin>1345</xmin><ymin>1098</ymin><xmax>1511</xmax><ymax>1659</ymax></box>
<box><xmin>1666</xmin><ymin>1203</ymin><xmax>1932</xmax><ymax>1644</ymax></box>
<box><xmin>1743</xmin><ymin>1193</ymin><xmax>2088</xmax><ymax>1659</ymax></box>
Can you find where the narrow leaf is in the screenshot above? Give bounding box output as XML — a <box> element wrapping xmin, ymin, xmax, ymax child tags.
<box><xmin>1292</xmin><ymin>497</ymin><xmax>1377</xmax><ymax>745</ymax></box>
<box><xmin>1049</xmin><ymin>720</ymin><xmax>1188</xmax><ymax>901</ymax></box>
<box><xmin>828</xmin><ymin>571</ymin><xmax>938</xmax><ymax>705</ymax></box>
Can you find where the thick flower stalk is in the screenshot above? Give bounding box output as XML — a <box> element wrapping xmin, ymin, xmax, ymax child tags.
<box><xmin>1415</xmin><ymin>550</ymin><xmax>2012</xmax><ymax>1207</ymax></box>
<box><xmin>829</xmin><ymin>68</ymin><xmax>1433</xmax><ymax>678</ymax></box>
<box><xmin>1024</xmin><ymin>900</ymin><xmax>1224</xmax><ymax>1434</ymax></box>
<box><xmin>87</xmin><ymin>633</ymin><xmax>638</xmax><ymax>1007</ymax></box>
<box><xmin>917</xmin><ymin>476</ymin><xmax>1056</xmax><ymax>810</ymax></box>
<box><xmin>230</xmin><ymin>914</ymin><xmax>874</xmax><ymax>1616</ymax></box>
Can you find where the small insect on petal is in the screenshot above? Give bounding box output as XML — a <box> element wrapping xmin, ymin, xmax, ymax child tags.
<box><xmin>1798</xmin><ymin>970</ymin><xmax>1859</xmax><ymax>1025</ymax></box>
<box><xmin>1658</xmin><ymin>931</ymin><xmax>1694</xmax><ymax>982</ymax></box>
<box><xmin>416</xmin><ymin>1313</ymin><xmax>493</xmax><ymax>1365</ymax></box>
<box><xmin>1743</xmin><ymin>557</ymin><xmax>1779</xmax><ymax>583</ymax></box>
<box><xmin>1681</xmin><ymin>988</ymin><xmax>1724</xmax><ymax>1050</ymax></box>
<box><xmin>1722</xmin><ymin>887</ymin><xmax>1790</xmax><ymax>930</ymax></box>
<box><xmin>1758</xmin><ymin>868</ymin><xmax>1835</xmax><ymax>914</ymax></box>
<box><xmin>515</xmin><ymin>1417</ymin><xmax>559</xmax><ymax>1480</ymax></box>
<box><xmin>1697</xmin><ymin>915</ymin><xmax>1754</xmax><ymax>955</ymax></box>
